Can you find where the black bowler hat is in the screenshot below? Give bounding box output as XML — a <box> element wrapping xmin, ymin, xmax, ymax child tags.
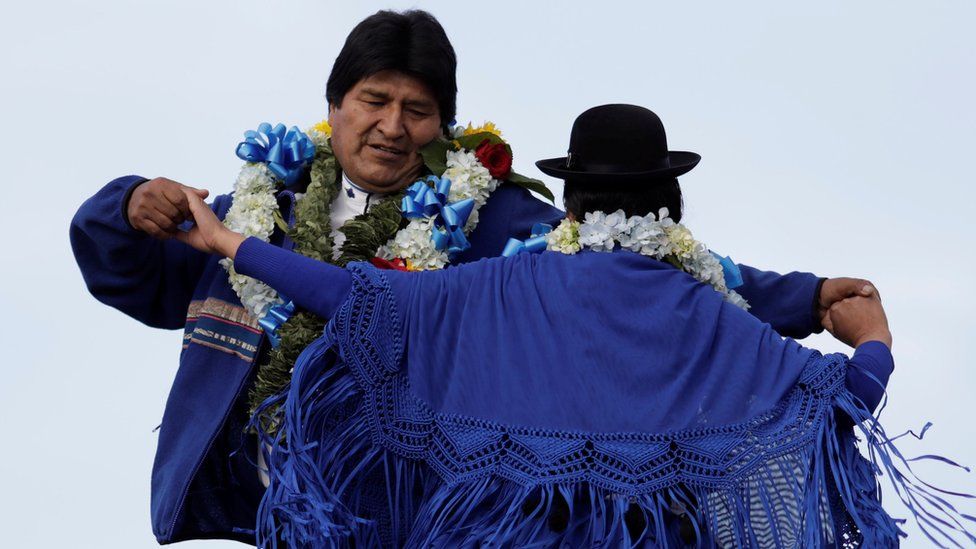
<box><xmin>536</xmin><ymin>104</ymin><xmax>700</xmax><ymax>183</ymax></box>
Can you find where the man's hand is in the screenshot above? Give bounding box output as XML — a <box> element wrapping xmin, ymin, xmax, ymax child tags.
<box><xmin>823</xmin><ymin>293</ymin><xmax>892</xmax><ymax>349</ymax></box>
<box><xmin>174</xmin><ymin>188</ymin><xmax>245</xmax><ymax>260</ymax></box>
<box><xmin>818</xmin><ymin>278</ymin><xmax>877</xmax><ymax>328</ymax></box>
<box><xmin>126</xmin><ymin>177</ymin><xmax>210</xmax><ymax>238</ymax></box>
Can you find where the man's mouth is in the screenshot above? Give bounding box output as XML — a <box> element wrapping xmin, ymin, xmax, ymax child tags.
<box><xmin>369</xmin><ymin>144</ymin><xmax>405</xmax><ymax>156</ymax></box>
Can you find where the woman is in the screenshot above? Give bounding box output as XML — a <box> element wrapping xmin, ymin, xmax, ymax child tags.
<box><xmin>177</xmin><ymin>105</ymin><xmax>968</xmax><ymax>547</ymax></box>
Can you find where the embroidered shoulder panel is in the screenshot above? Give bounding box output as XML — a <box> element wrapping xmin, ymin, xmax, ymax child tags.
<box><xmin>184</xmin><ymin>297</ymin><xmax>262</xmax><ymax>362</ymax></box>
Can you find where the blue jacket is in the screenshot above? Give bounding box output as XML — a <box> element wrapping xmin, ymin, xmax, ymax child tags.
<box><xmin>69</xmin><ymin>175</ymin><xmax>822</xmax><ymax>545</ymax></box>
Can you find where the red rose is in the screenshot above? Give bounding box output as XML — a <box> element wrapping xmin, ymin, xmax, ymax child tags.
<box><xmin>474</xmin><ymin>139</ymin><xmax>513</xmax><ymax>180</ymax></box>
<box><xmin>370</xmin><ymin>257</ymin><xmax>409</xmax><ymax>271</ymax></box>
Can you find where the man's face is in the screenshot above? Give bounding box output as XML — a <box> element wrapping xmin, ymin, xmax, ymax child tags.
<box><xmin>329</xmin><ymin>70</ymin><xmax>443</xmax><ymax>193</ymax></box>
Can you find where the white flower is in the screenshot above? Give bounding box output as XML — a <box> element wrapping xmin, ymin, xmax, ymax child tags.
<box><xmin>464</xmin><ymin>209</ymin><xmax>480</xmax><ymax>232</ymax></box>
<box><xmin>656</xmin><ymin>207</ymin><xmax>676</xmax><ymax>229</ymax></box>
<box><xmin>665</xmin><ymin>224</ymin><xmax>701</xmax><ymax>261</ymax></box>
<box><xmin>693</xmin><ymin>253</ymin><xmax>727</xmax><ymax>287</ymax></box>
<box><xmin>725</xmin><ymin>290</ymin><xmax>750</xmax><ymax>310</ymax></box>
<box><xmin>578</xmin><ymin>210</ymin><xmax>629</xmax><ymax>252</ymax></box>
<box><xmin>224</xmin><ymin>194</ymin><xmax>277</xmax><ymax>235</ymax></box>
<box><xmin>307</xmin><ymin>130</ymin><xmax>330</xmax><ymax>149</ymax></box>
<box><xmin>239</xmin><ymin>279</ymin><xmax>281</xmax><ymax>318</ymax></box>
<box><xmin>604</xmin><ymin>209</ymin><xmax>634</xmax><ymax>234</ymax></box>
<box><xmin>435</xmin><ymin>148</ymin><xmax>500</xmax><ymax>237</ymax></box>
<box><xmin>378</xmin><ymin>218</ymin><xmax>449</xmax><ymax>270</ymax></box>
<box><xmin>546</xmin><ymin>219</ymin><xmax>581</xmax><ymax>254</ymax></box>
<box><xmin>444</xmin><ymin>149</ymin><xmax>493</xmax><ymax>205</ymax></box>
<box><xmin>234</xmin><ymin>164</ymin><xmax>276</xmax><ymax>195</ymax></box>
<box><xmin>220</xmin><ymin>259</ymin><xmax>282</xmax><ymax>319</ymax></box>
<box><xmin>618</xmin><ymin>212</ymin><xmax>667</xmax><ymax>256</ymax></box>
<box><xmin>579</xmin><ymin>209</ymin><xmax>641</xmax><ymax>252</ymax></box>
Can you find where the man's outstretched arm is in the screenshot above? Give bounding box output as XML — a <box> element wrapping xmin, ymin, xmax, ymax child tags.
<box><xmin>735</xmin><ymin>266</ymin><xmax>823</xmax><ymax>339</ymax></box>
<box><xmin>491</xmin><ymin>189</ymin><xmax>873</xmax><ymax>339</ymax></box>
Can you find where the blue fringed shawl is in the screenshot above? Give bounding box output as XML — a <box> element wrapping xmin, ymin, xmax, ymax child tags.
<box><xmin>252</xmin><ymin>251</ymin><xmax>974</xmax><ymax>547</ymax></box>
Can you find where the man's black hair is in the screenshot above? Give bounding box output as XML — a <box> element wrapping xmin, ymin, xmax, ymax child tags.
<box><xmin>563</xmin><ymin>178</ymin><xmax>684</xmax><ymax>222</ymax></box>
<box><xmin>326</xmin><ymin>10</ymin><xmax>458</xmax><ymax>128</ymax></box>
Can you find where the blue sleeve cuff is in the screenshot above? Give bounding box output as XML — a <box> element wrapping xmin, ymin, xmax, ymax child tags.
<box><xmin>852</xmin><ymin>340</ymin><xmax>895</xmax><ymax>381</ymax></box>
<box><xmin>120</xmin><ymin>176</ymin><xmax>150</xmax><ymax>230</ymax></box>
<box><xmin>847</xmin><ymin>340</ymin><xmax>895</xmax><ymax>413</ymax></box>
<box><xmin>810</xmin><ymin>277</ymin><xmax>827</xmax><ymax>335</ymax></box>
<box><xmin>233</xmin><ymin>237</ymin><xmax>291</xmax><ymax>287</ymax></box>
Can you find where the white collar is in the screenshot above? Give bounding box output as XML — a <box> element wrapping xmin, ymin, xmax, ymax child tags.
<box><xmin>341</xmin><ymin>173</ymin><xmax>375</xmax><ymax>202</ymax></box>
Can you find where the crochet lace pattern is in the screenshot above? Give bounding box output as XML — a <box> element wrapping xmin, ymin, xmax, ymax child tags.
<box><xmin>336</xmin><ymin>265</ymin><xmax>845</xmax><ymax>495</ymax></box>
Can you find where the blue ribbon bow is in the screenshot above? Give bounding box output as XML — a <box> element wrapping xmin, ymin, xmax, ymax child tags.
<box><xmin>401</xmin><ymin>176</ymin><xmax>475</xmax><ymax>257</ymax></box>
<box><xmin>710</xmin><ymin>252</ymin><xmax>744</xmax><ymax>289</ymax></box>
<box><xmin>501</xmin><ymin>224</ymin><xmax>553</xmax><ymax>257</ymax></box>
<box><xmin>258</xmin><ymin>298</ymin><xmax>295</xmax><ymax>348</ymax></box>
<box><xmin>236</xmin><ymin>123</ymin><xmax>316</xmax><ymax>187</ymax></box>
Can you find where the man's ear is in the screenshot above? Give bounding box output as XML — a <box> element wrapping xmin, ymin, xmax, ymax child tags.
<box><xmin>327</xmin><ymin>102</ymin><xmax>337</xmax><ymax>125</ymax></box>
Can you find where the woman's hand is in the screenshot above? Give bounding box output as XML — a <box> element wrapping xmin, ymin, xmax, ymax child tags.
<box><xmin>817</xmin><ymin>277</ymin><xmax>877</xmax><ymax>329</ymax></box>
<box><xmin>174</xmin><ymin>189</ymin><xmax>245</xmax><ymax>259</ymax></box>
<box><xmin>823</xmin><ymin>293</ymin><xmax>892</xmax><ymax>349</ymax></box>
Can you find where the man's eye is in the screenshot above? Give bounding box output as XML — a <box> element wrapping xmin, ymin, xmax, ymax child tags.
<box><xmin>408</xmin><ymin>109</ymin><xmax>431</xmax><ymax>117</ymax></box>
<box><xmin>364</xmin><ymin>100</ymin><xmax>384</xmax><ymax>107</ymax></box>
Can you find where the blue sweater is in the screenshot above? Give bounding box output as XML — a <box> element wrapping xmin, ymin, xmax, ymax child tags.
<box><xmin>70</xmin><ymin>175</ymin><xmax>825</xmax><ymax>545</ymax></box>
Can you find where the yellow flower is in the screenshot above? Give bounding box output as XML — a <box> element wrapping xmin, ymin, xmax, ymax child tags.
<box><xmin>310</xmin><ymin>119</ymin><xmax>332</xmax><ymax>136</ymax></box>
<box><xmin>462</xmin><ymin>121</ymin><xmax>502</xmax><ymax>138</ymax></box>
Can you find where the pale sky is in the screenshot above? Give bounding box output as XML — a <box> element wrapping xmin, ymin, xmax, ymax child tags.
<box><xmin>2</xmin><ymin>1</ymin><xmax>974</xmax><ymax>547</ymax></box>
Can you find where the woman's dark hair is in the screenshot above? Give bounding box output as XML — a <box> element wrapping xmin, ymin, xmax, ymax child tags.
<box><xmin>326</xmin><ymin>10</ymin><xmax>458</xmax><ymax>128</ymax></box>
<box><xmin>563</xmin><ymin>178</ymin><xmax>684</xmax><ymax>222</ymax></box>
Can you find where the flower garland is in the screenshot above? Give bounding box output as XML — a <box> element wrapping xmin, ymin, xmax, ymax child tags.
<box><xmin>217</xmin><ymin>120</ymin><xmax>551</xmax><ymax>428</ymax></box>
<box><xmin>545</xmin><ymin>209</ymin><xmax>750</xmax><ymax>309</ymax></box>
<box><xmin>219</xmin><ymin>162</ymin><xmax>283</xmax><ymax>318</ymax></box>
<box><xmin>222</xmin><ymin>121</ymin><xmax>541</xmax><ymax>317</ymax></box>
<box><xmin>219</xmin><ymin>122</ymin><xmax>329</xmax><ymax>319</ymax></box>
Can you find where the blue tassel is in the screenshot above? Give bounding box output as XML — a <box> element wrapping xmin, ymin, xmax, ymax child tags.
<box><xmin>828</xmin><ymin>366</ymin><xmax>976</xmax><ymax>547</ymax></box>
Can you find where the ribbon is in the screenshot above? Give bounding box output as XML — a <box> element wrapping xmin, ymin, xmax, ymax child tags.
<box><xmin>236</xmin><ymin>123</ymin><xmax>316</xmax><ymax>187</ymax></box>
<box><xmin>401</xmin><ymin>176</ymin><xmax>475</xmax><ymax>257</ymax></box>
<box><xmin>501</xmin><ymin>223</ymin><xmax>553</xmax><ymax>257</ymax></box>
<box><xmin>258</xmin><ymin>298</ymin><xmax>295</xmax><ymax>348</ymax></box>
<box><xmin>710</xmin><ymin>252</ymin><xmax>743</xmax><ymax>289</ymax></box>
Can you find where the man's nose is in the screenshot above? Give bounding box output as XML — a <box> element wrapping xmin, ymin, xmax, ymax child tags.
<box><xmin>376</xmin><ymin>105</ymin><xmax>406</xmax><ymax>140</ymax></box>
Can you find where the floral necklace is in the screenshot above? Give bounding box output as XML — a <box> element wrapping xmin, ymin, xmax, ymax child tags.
<box><xmin>217</xmin><ymin>120</ymin><xmax>552</xmax><ymax>427</ymax></box>
<box><xmin>510</xmin><ymin>209</ymin><xmax>749</xmax><ymax>309</ymax></box>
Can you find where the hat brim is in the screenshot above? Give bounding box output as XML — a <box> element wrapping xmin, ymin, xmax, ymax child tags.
<box><xmin>535</xmin><ymin>151</ymin><xmax>701</xmax><ymax>182</ymax></box>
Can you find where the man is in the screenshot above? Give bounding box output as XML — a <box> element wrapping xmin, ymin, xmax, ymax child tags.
<box><xmin>70</xmin><ymin>10</ymin><xmax>871</xmax><ymax>546</ymax></box>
